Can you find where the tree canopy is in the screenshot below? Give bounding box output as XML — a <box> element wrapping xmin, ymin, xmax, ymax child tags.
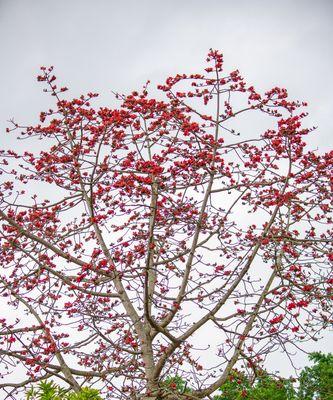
<box><xmin>298</xmin><ymin>352</ymin><xmax>333</xmax><ymax>400</ymax></box>
<box><xmin>0</xmin><ymin>50</ymin><xmax>332</xmax><ymax>399</ymax></box>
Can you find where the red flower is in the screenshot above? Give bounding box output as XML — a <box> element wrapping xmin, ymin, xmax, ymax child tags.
<box><xmin>269</xmin><ymin>315</ymin><xmax>284</xmax><ymax>325</ymax></box>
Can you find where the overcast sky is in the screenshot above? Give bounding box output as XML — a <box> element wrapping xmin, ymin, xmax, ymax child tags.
<box><xmin>0</xmin><ymin>0</ymin><xmax>332</xmax><ymax>379</ymax></box>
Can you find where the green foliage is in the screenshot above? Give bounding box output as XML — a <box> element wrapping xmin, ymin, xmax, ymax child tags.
<box><xmin>250</xmin><ymin>375</ymin><xmax>296</xmax><ymax>400</ymax></box>
<box><xmin>213</xmin><ymin>370</ymin><xmax>251</xmax><ymax>400</ymax></box>
<box><xmin>26</xmin><ymin>381</ymin><xmax>67</xmax><ymax>400</ymax></box>
<box><xmin>163</xmin><ymin>375</ymin><xmax>192</xmax><ymax>394</ymax></box>
<box><xmin>66</xmin><ymin>387</ymin><xmax>103</xmax><ymax>400</ymax></box>
<box><xmin>215</xmin><ymin>353</ymin><xmax>333</xmax><ymax>400</ymax></box>
<box><xmin>214</xmin><ymin>371</ymin><xmax>296</xmax><ymax>400</ymax></box>
<box><xmin>26</xmin><ymin>381</ymin><xmax>102</xmax><ymax>400</ymax></box>
<box><xmin>298</xmin><ymin>352</ymin><xmax>333</xmax><ymax>400</ymax></box>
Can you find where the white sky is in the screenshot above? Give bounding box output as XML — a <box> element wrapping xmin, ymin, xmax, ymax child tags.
<box><xmin>0</xmin><ymin>0</ymin><xmax>332</xmax><ymax>383</ymax></box>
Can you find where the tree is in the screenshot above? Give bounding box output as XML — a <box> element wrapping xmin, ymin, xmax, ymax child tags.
<box><xmin>0</xmin><ymin>50</ymin><xmax>332</xmax><ymax>399</ymax></box>
<box><xmin>298</xmin><ymin>352</ymin><xmax>333</xmax><ymax>400</ymax></box>
<box><xmin>214</xmin><ymin>369</ymin><xmax>252</xmax><ymax>400</ymax></box>
<box><xmin>214</xmin><ymin>369</ymin><xmax>296</xmax><ymax>400</ymax></box>
<box><xmin>26</xmin><ymin>381</ymin><xmax>102</xmax><ymax>400</ymax></box>
<box><xmin>250</xmin><ymin>375</ymin><xmax>296</xmax><ymax>400</ymax></box>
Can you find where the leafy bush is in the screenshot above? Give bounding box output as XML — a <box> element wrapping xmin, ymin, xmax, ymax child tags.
<box><xmin>162</xmin><ymin>375</ymin><xmax>192</xmax><ymax>395</ymax></box>
<box><xmin>298</xmin><ymin>352</ymin><xmax>333</xmax><ymax>400</ymax></box>
<box><xmin>26</xmin><ymin>381</ymin><xmax>102</xmax><ymax>400</ymax></box>
<box><xmin>214</xmin><ymin>370</ymin><xmax>296</xmax><ymax>400</ymax></box>
<box><xmin>250</xmin><ymin>375</ymin><xmax>296</xmax><ymax>400</ymax></box>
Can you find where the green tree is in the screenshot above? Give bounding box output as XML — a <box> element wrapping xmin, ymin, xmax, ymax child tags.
<box><xmin>298</xmin><ymin>352</ymin><xmax>333</xmax><ymax>400</ymax></box>
<box><xmin>215</xmin><ymin>370</ymin><xmax>296</xmax><ymax>400</ymax></box>
<box><xmin>26</xmin><ymin>381</ymin><xmax>102</xmax><ymax>400</ymax></box>
<box><xmin>162</xmin><ymin>375</ymin><xmax>192</xmax><ymax>395</ymax></box>
<box><xmin>251</xmin><ymin>375</ymin><xmax>296</xmax><ymax>400</ymax></box>
<box><xmin>26</xmin><ymin>381</ymin><xmax>67</xmax><ymax>400</ymax></box>
<box><xmin>214</xmin><ymin>369</ymin><xmax>251</xmax><ymax>400</ymax></box>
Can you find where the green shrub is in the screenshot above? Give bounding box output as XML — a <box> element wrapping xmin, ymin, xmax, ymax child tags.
<box><xmin>26</xmin><ymin>381</ymin><xmax>102</xmax><ymax>400</ymax></box>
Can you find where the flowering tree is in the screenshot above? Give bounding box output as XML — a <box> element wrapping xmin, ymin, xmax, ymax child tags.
<box><xmin>0</xmin><ymin>50</ymin><xmax>332</xmax><ymax>400</ymax></box>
